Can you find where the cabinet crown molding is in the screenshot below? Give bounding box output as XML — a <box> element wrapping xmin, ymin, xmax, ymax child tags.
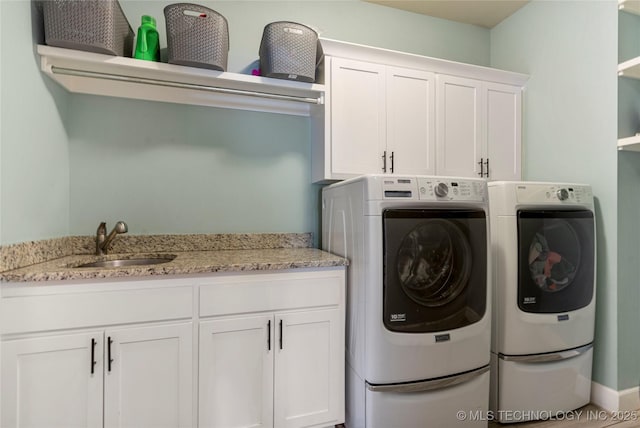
<box><xmin>320</xmin><ymin>38</ymin><xmax>529</xmax><ymax>86</ymax></box>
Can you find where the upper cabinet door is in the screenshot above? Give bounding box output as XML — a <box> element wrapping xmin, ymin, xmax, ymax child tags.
<box><xmin>330</xmin><ymin>57</ymin><xmax>387</xmax><ymax>177</ymax></box>
<box><xmin>1</xmin><ymin>332</ymin><xmax>104</xmax><ymax>428</ymax></box>
<box><xmin>485</xmin><ymin>82</ymin><xmax>522</xmax><ymax>181</ymax></box>
<box><xmin>386</xmin><ymin>67</ymin><xmax>436</xmax><ymax>176</ymax></box>
<box><xmin>104</xmin><ymin>322</ymin><xmax>193</xmax><ymax>428</ymax></box>
<box><xmin>436</xmin><ymin>75</ymin><xmax>484</xmax><ymax>178</ymax></box>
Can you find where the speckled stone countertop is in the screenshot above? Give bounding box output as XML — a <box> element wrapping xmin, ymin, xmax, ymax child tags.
<box><xmin>0</xmin><ymin>233</ymin><xmax>347</xmax><ymax>283</ymax></box>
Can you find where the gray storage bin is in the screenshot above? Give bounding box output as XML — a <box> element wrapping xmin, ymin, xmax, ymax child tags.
<box><xmin>259</xmin><ymin>21</ymin><xmax>321</xmax><ymax>83</ymax></box>
<box><xmin>43</xmin><ymin>0</ymin><xmax>134</xmax><ymax>57</ymax></box>
<box><xmin>164</xmin><ymin>3</ymin><xmax>229</xmax><ymax>71</ymax></box>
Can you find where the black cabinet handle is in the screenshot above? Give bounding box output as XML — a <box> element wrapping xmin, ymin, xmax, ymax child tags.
<box><xmin>90</xmin><ymin>338</ymin><xmax>97</xmax><ymax>374</ymax></box>
<box><xmin>484</xmin><ymin>158</ymin><xmax>490</xmax><ymax>178</ymax></box>
<box><xmin>279</xmin><ymin>319</ymin><xmax>283</xmax><ymax>350</ymax></box>
<box><xmin>390</xmin><ymin>151</ymin><xmax>395</xmax><ymax>173</ymax></box>
<box><xmin>382</xmin><ymin>151</ymin><xmax>387</xmax><ymax>173</ymax></box>
<box><xmin>478</xmin><ymin>158</ymin><xmax>484</xmax><ymax>177</ymax></box>
<box><xmin>107</xmin><ymin>336</ymin><xmax>113</xmax><ymax>372</ymax></box>
<box><xmin>267</xmin><ymin>320</ymin><xmax>271</xmax><ymax>351</ymax></box>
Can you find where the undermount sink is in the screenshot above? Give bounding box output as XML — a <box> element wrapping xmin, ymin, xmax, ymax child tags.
<box><xmin>75</xmin><ymin>255</ymin><xmax>176</xmax><ymax>269</ymax></box>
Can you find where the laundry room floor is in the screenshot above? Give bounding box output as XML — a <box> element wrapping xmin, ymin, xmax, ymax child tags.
<box><xmin>487</xmin><ymin>404</ymin><xmax>640</xmax><ymax>427</ymax></box>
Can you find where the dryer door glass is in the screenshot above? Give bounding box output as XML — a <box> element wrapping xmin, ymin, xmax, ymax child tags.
<box><xmin>383</xmin><ymin>209</ymin><xmax>487</xmax><ymax>333</ymax></box>
<box><xmin>517</xmin><ymin>210</ymin><xmax>595</xmax><ymax>313</ymax></box>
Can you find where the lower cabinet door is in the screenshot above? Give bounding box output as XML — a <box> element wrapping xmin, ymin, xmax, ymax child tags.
<box><xmin>199</xmin><ymin>315</ymin><xmax>274</xmax><ymax>428</ymax></box>
<box><xmin>1</xmin><ymin>331</ymin><xmax>104</xmax><ymax>428</ymax></box>
<box><xmin>274</xmin><ymin>309</ymin><xmax>343</xmax><ymax>428</ymax></box>
<box><xmin>103</xmin><ymin>322</ymin><xmax>193</xmax><ymax>428</ymax></box>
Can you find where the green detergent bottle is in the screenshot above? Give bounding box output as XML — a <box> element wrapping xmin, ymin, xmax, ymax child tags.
<box><xmin>134</xmin><ymin>15</ymin><xmax>160</xmax><ymax>61</ymax></box>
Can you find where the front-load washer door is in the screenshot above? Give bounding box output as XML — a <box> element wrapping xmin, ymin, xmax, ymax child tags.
<box><xmin>382</xmin><ymin>209</ymin><xmax>487</xmax><ymax>333</ymax></box>
<box><xmin>517</xmin><ymin>210</ymin><xmax>595</xmax><ymax>313</ymax></box>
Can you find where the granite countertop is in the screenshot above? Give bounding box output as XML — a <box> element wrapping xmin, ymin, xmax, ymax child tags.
<box><xmin>0</xmin><ymin>233</ymin><xmax>347</xmax><ymax>283</ymax></box>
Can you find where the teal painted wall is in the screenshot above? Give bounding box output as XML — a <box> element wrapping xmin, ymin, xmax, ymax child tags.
<box><xmin>617</xmin><ymin>151</ymin><xmax>640</xmax><ymax>391</ymax></box>
<box><xmin>618</xmin><ymin>9</ymin><xmax>640</xmax><ymax>392</ymax></box>
<box><xmin>490</xmin><ymin>1</ymin><xmax>619</xmax><ymax>388</ymax></box>
<box><xmin>0</xmin><ymin>0</ymin><xmax>71</xmax><ymax>245</ymax></box>
<box><xmin>0</xmin><ymin>1</ymin><xmax>491</xmax><ymax>246</ymax></box>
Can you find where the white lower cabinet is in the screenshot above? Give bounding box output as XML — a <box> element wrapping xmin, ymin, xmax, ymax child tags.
<box><xmin>199</xmin><ymin>314</ymin><xmax>274</xmax><ymax>428</ymax></box>
<box><xmin>1</xmin><ymin>268</ymin><xmax>345</xmax><ymax>428</ymax></box>
<box><xmin>200</xmin><ymin>309</ymin><xmax>343</xmax><ymax>428</ymax></box>
<box><xmin>1</xmin><ymin>331</ymin><xmax>104</xmax><ymax>428</ymax></box>
<box><xmin>104</xmin><ymin>323</ymin><xmax>193</xmax><ymax>428</ymax></box>
<box><xmin>1</xmin><ymin>322</ymin><xmax>193</xmax><ymax>428</ymax></box>
<box><xmin>273</xmin><ymin>309</ymin><xmax>342</xmax><ymax>428</ymax></box>
<box><xmin>198</xmin><ymin>269</ymin><xmax>345</xmax><ymax>428</ymax></box>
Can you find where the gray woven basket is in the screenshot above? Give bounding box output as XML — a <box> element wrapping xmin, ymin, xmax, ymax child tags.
<box><xmin>43</xmin><ymin>0</ymin><xmax>134</xmax><ymax>57</ymax></box>
<box><xmin>164</xmin><ymin>3</ymin><xmax>229</xmax><ymax>71</ymax></box>
<box><xmin>259</xmin><ymin>21</ymin><xmax>321</xmax><ymax>83</ymax></box>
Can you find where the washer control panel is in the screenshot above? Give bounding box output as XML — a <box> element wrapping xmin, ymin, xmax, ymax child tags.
<box><xmin>516</xmin><ymin>183</ymin><xmax>593</xmax><ymax>205</ymax></box>
<box><xmin>417</xmin><ymin>178</ymin><xmax>486</xmax><ymax>202</ymax></box>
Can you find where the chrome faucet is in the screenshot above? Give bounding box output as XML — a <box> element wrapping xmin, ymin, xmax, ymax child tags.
<box><xmin>96</xmin><ymin>221</ymin><xmax>128</xmax><ymax>255</ymax></box>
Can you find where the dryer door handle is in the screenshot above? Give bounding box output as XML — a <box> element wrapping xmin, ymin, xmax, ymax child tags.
<box><xmin>500</xmin><ymin>343</ymin><xmax>593</xmax><ymax>364</ymax></box>
<box><xmin>366</xmin><ymin>365</ymin><xmax>489</xmax><ymax>393</ymax></box>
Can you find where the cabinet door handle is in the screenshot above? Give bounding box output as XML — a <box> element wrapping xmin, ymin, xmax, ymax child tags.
<box><xmin>478</xmin><ymin>158</ymin><xmax>484</xmax><ymax>177</ymax></box>
<box><xmin>107</xmin><ymin>336</ymin><xmax>113</xmax><ymax>372</ymax></box>
<box><xmin>267</xmin><ymin>320</ymin><xmax>271</xmax><ymax>351</ymax></box>
<box><xmin>90</xmin><ymin>338</ymin><xmax>97</xmax><ymax>374</ymax></box>
<box><xmin>484</xmin><ymin>158</ymin><xmax>490</xmax><ymax>178</ymax></box>
<box><xmin>382</xmin><ymin>151</ymin><xmax>387</xmax><ymax>173</ymax></box>
<box><xmin>279</xmin><ymin>319</ymin><xmax>283</xmax><ymax>350</ymax></box>
<box><xmin>390</xmin><ymin>151</ymin><xmax>395</xmax><ymax>173</ymax></box>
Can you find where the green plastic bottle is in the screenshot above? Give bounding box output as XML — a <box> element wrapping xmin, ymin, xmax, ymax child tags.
<box><xmin>134</xmin><ymin>15</ymin><xmax>160</xmax><ymax>61</ymax></box>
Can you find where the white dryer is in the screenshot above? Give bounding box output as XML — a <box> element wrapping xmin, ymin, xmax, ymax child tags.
<box><xmin>322</xmin><ymin>174</ymin><xmax>491</xmax><ymax>428</ymax></box>
<box><xmin>488</xmin><ymin>181</ymin><xmax>596</xmax><ymax>423</ymax></box>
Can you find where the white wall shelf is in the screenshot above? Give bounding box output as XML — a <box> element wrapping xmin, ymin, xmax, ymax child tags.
<box><xmin>37</xmin><ymin>45</ymin><xmax>325</xmax><ymax>116</ymax></box>
<box><xmin>618</xmin><ymin>134</ymin><xmax>640</xmax><ymax>151</ymax></box>
<box><xmin>619</xmin><ymin>55</ymin><xmax>640</xmax><ymax>79</ymax></box>
<box><xmin>619</xmin><ymin>0</ymin><xmax>640</xmax><ymax>15</ymax></box>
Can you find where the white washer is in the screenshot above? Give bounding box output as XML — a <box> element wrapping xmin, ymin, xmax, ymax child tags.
<box><xmin>488</xmin><ymin>181</ymin><xmax>596</xmax><ymax>423</ymax></box>
<box><xmin>322</xmin><ymin>174</ymin><xmax>491</xmax><ymax>428</ymax></box>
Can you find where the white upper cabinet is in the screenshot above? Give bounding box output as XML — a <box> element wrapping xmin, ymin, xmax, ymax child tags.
<box><xmin>485</xmin><ymin>82</ymin><xmax>522</xmax><ymax>181</ymax></box>
<box><xmin>312</xmin><ymin>38</ymin><xmax>528</xmax><ymax>183</ymax></box>
<box><xmin>436</xmin><ymin>75</ymin><xmax>483</xmax><ymax>178</ymax></box>
<box><xmin>436</xmin><ymin>77</ymin><xmax>522</xmax><ymax>180</ymax></box>
<box><xmin>328</xmin><ymin>57</ymin><xmax>387</xmax><ymax>178</ymax></box>
<box><xmin>386</xmin><ymin>67</ymin><xmax>437</xmax><ymax>176</ymax></box>
<box><xmin>314</xmin><ymin>57</ymin><xmax>436</xmax><ymax>182</ymax></box>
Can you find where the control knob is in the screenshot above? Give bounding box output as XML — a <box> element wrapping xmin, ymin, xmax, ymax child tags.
<box><xmin>434</xmin><ymin>182</ymin><xmax>449</xmax><ymax>197</ymax></box>
<box><xmin>557</xmin><ymin>188</ymin><xmax>569</xmax><ymax>201</ymax></box>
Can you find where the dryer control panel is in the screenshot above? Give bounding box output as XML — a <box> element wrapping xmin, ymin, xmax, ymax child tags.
<box><xmin>516</xmin><ymin>183</ymin><xmax>593</xmax><ymax>205</ymax></box>
<box><xmin>417</xmin><ymin>178</ymin><xmax>486</xmax><ymax>202</ymax></box>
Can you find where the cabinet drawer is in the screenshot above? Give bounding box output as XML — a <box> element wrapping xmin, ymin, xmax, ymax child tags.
<box><xmin>200</xmin><ymin>270</ymin><xmax>343</xmax><ymax>317</ymax></box>
<box><xmin>1</xmin><ymin>286</ymin><xmax>193</xmax><ymax>335</ymax></box>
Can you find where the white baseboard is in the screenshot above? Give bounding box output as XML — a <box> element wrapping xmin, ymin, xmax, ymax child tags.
<box><xmin>591</xmin><ymin>382</ymin><xmax>640</xmax><ymax>412</ymax></box>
